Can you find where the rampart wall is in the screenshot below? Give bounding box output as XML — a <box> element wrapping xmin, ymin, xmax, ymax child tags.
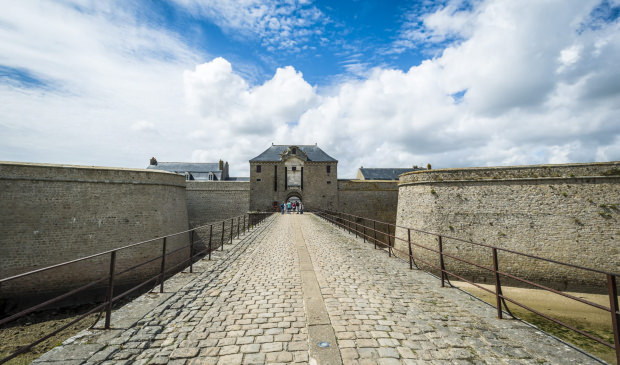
<box><xmin>186</xmin><ymin>181</ymin><xmax>250</xmax><ymax>227</ymax></box>
<box><xmin>338</xmin><ymin>180</ymin><xmax>399</xmax><ymax>223</ymax></box>
<box><xmin>395</xmin><ymin>162</ymin><xmax>620</xmax><ymax>293</ymax></box>
<box><xmin>0</xmin><ymin>162</ymin><xmax>189</xmax><ymax>312</ymax></box>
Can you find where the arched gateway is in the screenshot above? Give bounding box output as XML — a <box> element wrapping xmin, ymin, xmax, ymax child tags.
<box><xmin>286</xmin><ymin>192</ymin><xmax>302</xmax><ymax>205</ymax></box>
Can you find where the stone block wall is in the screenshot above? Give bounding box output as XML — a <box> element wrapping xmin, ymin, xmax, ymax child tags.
<box><xmin>0</xmin><ymin>162</ymin><xmax>189</xmax><ymax>312</ymax></box>
<box><xmin>186</xmin><ymin>181</ymin><xmax>250</xmax><ymax>227</ymax></box>
<box><xmin>337</xmin><ymin>180</ymin><xmax>399</xmax><ymax>223</ymax></box>
<box><xmin>250</xmin><ymin>162</ymin><xmax>279</xmax><ymax>212</ymax></box>
<box><xmin>303</xmin><ymin>163</ymin><xmax>338</xmax><ymax>211</ymax></box>
<box><xmin>395</xmin><ymin>162</ymin><xmax>620</xmax><ymax>293</ymax></box>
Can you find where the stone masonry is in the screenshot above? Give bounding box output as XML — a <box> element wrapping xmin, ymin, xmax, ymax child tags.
<box><xmin>34</xmin><ymin>214</ymin><xmax>599</xmax><ymax>364</ymax></box>
<box><xmin>396</xmin><ymin>162</ymin><xmax>620</xmax><ymax>292</ymax></box>
<box><xmin>0</xmin><ymin>162</ymin><xmax>189</xmax><ymax>312</ymax></box>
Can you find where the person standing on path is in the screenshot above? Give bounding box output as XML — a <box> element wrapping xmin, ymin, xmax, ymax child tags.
<box><xmin>280</xmin><ymin>202</ymin><xmax>284</xmax><ymax>214</ymax></box>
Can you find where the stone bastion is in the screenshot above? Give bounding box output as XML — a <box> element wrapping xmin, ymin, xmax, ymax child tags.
<box><xmin>395</xmin><ymin>161</ymin><xmax>620</xmax><ymax>293</ymax></box>
<box><xmin>0</xmin><ymin>162</ymin><xmax>189</xmax><ymax>313</ymax></box>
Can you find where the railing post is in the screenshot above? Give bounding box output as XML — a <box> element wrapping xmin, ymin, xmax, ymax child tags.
<box><xmin>221</xmin><ymin>221</ymin><xmax>225</xmax><ymax>250</ymax></box>
<box><xmin>408</xmin><ymin>228</ymin><xmax>413</xmax><ymax>270</ymax></box>
<box><xmin>104</xmin><ymin>251</ymin><xmax>116</xmax><ymax>329</ymax></box>
<box><xmin>189</xmin><ymin>230</ymin><xmax>194</xmax><ymax>273</ymax></box>
<box><xmin>160</xmin><ymin>237</ymin><xmax>167</xmax><ymax>293</ymax></box>
<box><xmin>348</xmin><ymin>214</ymin><xmax>351</xmax><ymax>234</ymax></box>
<box><xmin>386</xmin><ymin>223</ymin><xmax>391</xmax><ymax>257</ymax></box>
<box><xmin>243</xmin><ymin>215</ymin><xmax>246</xmax><ymax>235</ymax></box>
<box><xmin>237</xmin><ymin>217</ymin><xmax>240</xmax><ymax>238</ymax></box>
<box><xmin>373</xmin><ymin>220</ymin><xmax>377</xmax><ymax>249</ymax></box>
<box><xmin>438</xmin><ymin>235</ymin><xmax>445</xmax><ymax>287</ymax></box>
<box><xmin>230</xmin><ymin>218</ymin><xmax>234</xmax><ymax>243</ymax></box>
<box><xmin>607</xmin><ymin>274</ymin><xmax>620</xmax><ymax>364</ymax></box>
<box><xmin>493</xmin><ymin>247</ymin><xmax>503</xmax><ymax>319</ymax></box>
<box><xmin>355</xmin><ymin>216</ymin><xmax>358</xmax><ymax>238</ymax></box>
<box><xmin>363</xmin><ymin>218</ymin><xmax>366</xmax><ymax>243</ymax></box>
<box><xmin>208</xmin><ymin>225</ymin><xmax>213</xmax><ymax>260</ymax></box>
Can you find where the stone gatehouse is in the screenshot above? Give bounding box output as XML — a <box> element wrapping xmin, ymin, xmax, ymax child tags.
<box><xmin>249</xmin><ymin>144</ymin><xmax>339</xmax><ymax>211</ymax></box>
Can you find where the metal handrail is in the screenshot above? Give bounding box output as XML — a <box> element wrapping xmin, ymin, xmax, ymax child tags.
<box><xmin>0</xmin><ymin>212</ymin><xmax>273</xmax><ymax>364</ymax></box>
<box><xmin>316</xmin><ymin>209</ymin><xmax>620</xmax><ymax>363</ymax></box>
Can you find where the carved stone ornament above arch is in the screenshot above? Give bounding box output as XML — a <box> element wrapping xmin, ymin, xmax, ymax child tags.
<box><xmin>280</xmin><ymin>146</ymin><xmax>308</xmax><ymax>161</ymax></box>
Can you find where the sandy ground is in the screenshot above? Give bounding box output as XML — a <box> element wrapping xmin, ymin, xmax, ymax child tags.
<box><xmin>452</xmin><ymin>281</ymin><xmax>616</xmax><ymax>364</ymax></box>
<box><xmin>0</xmin><ymin>306</ymin><xmax>102</xmax><ymax>365</ymax></box>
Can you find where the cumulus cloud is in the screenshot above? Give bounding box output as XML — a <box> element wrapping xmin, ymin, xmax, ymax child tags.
<box><xmin>184</xmin><ymin>57</ymin><xmax>318</xmax><ymax>135</ymax></box>
<box><xmin>184</xmin><ymin>0</ymin><xmax>620</xmax><ymax>177</ymax></box>
<box><xmin>0</xmin><ymin>1</ymin><xmax>202</xmax><ymax>167</ymax></box>
<box><xmin>2</xmin><ymin>0</ymin><xmax>619</xmax><ymax>178</ymax></box>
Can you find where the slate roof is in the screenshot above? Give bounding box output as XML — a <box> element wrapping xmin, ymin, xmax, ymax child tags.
<box><xmin>358</xmin><ymin>168</ymin><xmax>421</xmax><ymax>180</ymax></box>
<box><xmin>250</xmin><ymin>145</ymin><xmax>337</xmax><ymax>162</ymax></box>
<box><xmin>147</xmin><ymin>162</ymin><xmax>220</xmax><ymax>174</ymax></box>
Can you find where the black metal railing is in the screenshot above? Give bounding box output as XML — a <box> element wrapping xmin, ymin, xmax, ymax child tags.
<box><xmin>316</xmin><ymin>210</ymin><xmax>620</xmax><ymax>364</ymax></box>
<box><xmin>0</xmin><ymin>212</ymin><xmax>273</xmax><ymax>364</ymax></box>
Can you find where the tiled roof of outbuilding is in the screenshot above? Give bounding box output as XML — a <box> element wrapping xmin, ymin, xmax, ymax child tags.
<box><xmin>359</xmin><ymin>168</ymin><xmax>420</xmax><ymax>180</ymax></box>
<box><xmin>147</xmin><ymin>162</ymin><xmax>220</xmax><ymax>173</ymax></box>
<box><xmin>250</xmin><ymin>145</ymin><xmax>337</xmax><ymax>162</ymax></box>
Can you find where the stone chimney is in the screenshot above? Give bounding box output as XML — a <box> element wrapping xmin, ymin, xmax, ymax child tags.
<box><xmin>150</xmin><ymin>157</ymin><xmax>158</xmax><ymax>166</ymax></box>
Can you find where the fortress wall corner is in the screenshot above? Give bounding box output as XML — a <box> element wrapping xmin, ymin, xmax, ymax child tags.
<box><xmin>337</xmin><ymin>180</ymin><xmax>399</xmax><ymax>223</ymax></box>
<box><xmin>185</xmin><ymin>181</ymin><xmax>250</xmax><ymax>227</ymax></box>
<box><xmin>395</xmin><ymin>162</ymin><xmax>620</xmax><ymax>292</ymax></box>
<box><xmin>0</xmin><ymin>162</ymin><xmax>189</xmax><ymax>309</ymax></box>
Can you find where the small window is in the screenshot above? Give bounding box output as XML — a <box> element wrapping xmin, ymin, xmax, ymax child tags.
<box><xmin>292</xmin><ymin>148</ymin><xmax>297</xmax><ymax>154</ymax></box>
<box><xmin>256</xmin><ymin>165</ymin><xmax>261</xmax><ymax>173</ymax></box>
<box><xmin>327</xmin><ymin>181</ymin><xmax>331</xmax><ymax>184</ymax></box>
<box><xmin>256</xmin><ymin>178</ymin><xmax>262</xmax><ymax>182</ymax></box>
<box><xmin>292</xmin><ymin>166</ymin><xmax>297</xmax><ymax>171</ymax></box>
<box><xmin>326</xmin><ymin>165</ymin><xmax>331</xmax><ymax>173</ymax></box>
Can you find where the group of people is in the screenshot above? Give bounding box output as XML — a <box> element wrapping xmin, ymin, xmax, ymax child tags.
<box><xmin>280</xmin><ymin>200</ymin><xmax>303</xmax><ymax>214</ymax></box>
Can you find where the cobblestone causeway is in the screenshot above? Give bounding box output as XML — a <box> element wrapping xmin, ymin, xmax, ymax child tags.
<box><xmin>33</xmin><ymin>214</ymin><xmax>601</xmax><ymax>364</ymax></box>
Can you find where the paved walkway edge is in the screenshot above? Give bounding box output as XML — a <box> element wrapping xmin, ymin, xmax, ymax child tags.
<box><xmin>293</xmin><ymin>217</ymin><xmax>343</xmax><ymax>365</ymax></box>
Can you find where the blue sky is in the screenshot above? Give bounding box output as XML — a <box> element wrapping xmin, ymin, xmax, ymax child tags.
<box><xmin>1</xmin><ymin>0</ymin><xmax>620</xmax><ymax>177</ymax></box>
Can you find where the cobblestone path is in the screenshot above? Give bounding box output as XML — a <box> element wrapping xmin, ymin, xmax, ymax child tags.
<box><xmin>34</xmin><ymin>214</ymin><xmax>600</xmax><ymax>364</ymax></box>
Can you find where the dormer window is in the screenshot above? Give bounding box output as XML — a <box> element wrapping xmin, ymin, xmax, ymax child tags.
<box><xmin>292</xmin><ymin>148</ymin><xmax>296</xmax><ymax>154</ymax></box>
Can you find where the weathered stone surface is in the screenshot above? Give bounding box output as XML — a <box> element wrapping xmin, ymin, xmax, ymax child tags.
<box><xmin>396</xmin><ymin>162</ymin><xmax>620</xmax><ymax>291</ymax></box>
<box><xmin>32</xmin><ymin>214</ymin><xmax>600</xmax><ymax>365</ymax></box>
<box><xmin>0</xmin><ymin>162</ymin><xmax>189</xmax><ymax>305</ymax></box>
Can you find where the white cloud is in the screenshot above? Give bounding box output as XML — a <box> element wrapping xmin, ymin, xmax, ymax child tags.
<box><xmin>1</xmin><ymin>0</ymin><xmax>619</xmax><ymax>178</ymax></box>
<box><xmin>130</xmin><ymin>121</ymin><xmax>158</xmax><ymax>133</ymax></box>
<box><xmin>170</xmin><ymin>0</ymin><xmax>326</xmax><ymax>51</ymax></box>
<box><xmin>184</xmin><ymin>57</ymin><xmax>318</xmax><ymax>135</ymax></box>
<box><xmin>0</xmin><ymin>1</ymin><xmax>203</xmax><ymax>167</ymax></box>
<box><xmin>181</xmin><ymin>0</ymin><xmax>619</xmax><ymax>177</ymax></box>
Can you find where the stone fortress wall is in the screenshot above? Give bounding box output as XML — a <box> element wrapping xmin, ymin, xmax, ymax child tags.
<box><xmin>395</xmin><ymin>162</ymin><xmax>620</xmax><ymax>292</ymax></box>
<box><xmin>0</xmin><ymin>162</ymin><xmax>190</xmax><ymax>311</ymax></box>
<box><xmin>3</xmin><ymin>155</ymin><xmax>617</xmax><ymax>312</ymax></box>
<box><xmin>186</xmin><ymin>181</ymin><xmax>250</xmax><ymax>228</ymax></box>
<box><xmin>337</xmin><ymin>180</ymin><xmax>399</xmax><ymax>223</ymax></box>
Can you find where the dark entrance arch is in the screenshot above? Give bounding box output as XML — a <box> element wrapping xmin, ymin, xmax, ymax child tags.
<box><xmin>285</xmin><ymin>192</ymin><xmax>302</xmax><ymax>205</ymax></box>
